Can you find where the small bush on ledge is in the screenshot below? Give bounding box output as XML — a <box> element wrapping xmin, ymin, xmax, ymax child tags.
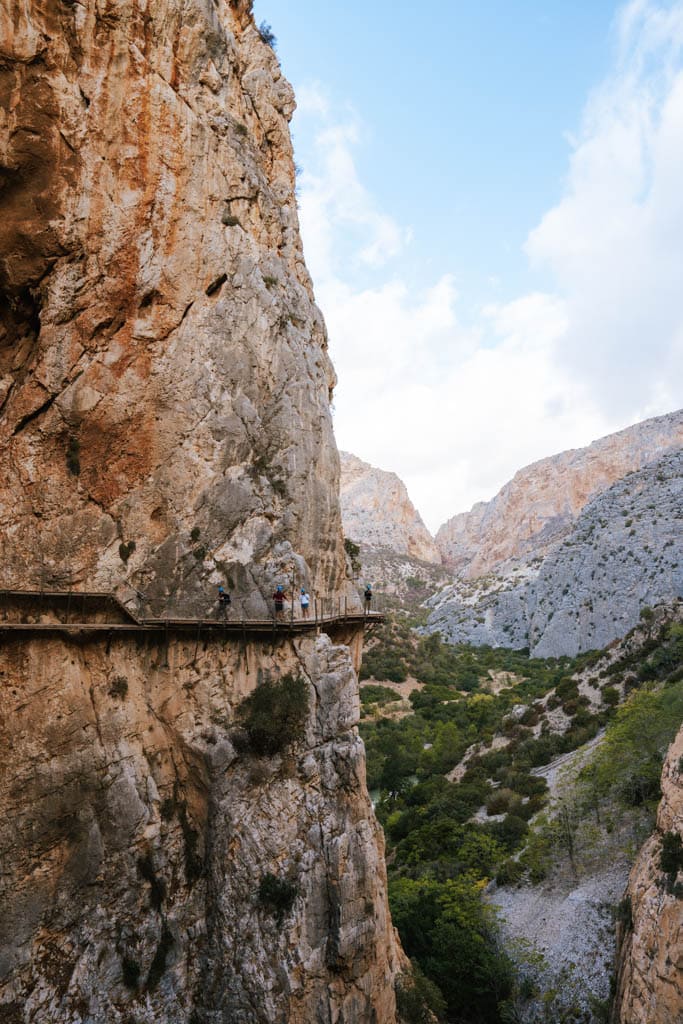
<box><xmin>119</xmin><ymin>540</ymin><xmax>136</xmax><ymax>562</ymax></box>
<box><xmin>66</xmin><ymin>435</ymin><xmax>81</xmax><ymax>476</ymax></box>
<box><xmin>660</xmin><ymin>831</ymin><xmax>683</xmax><ymax>895</ymax></box>
<box><xmin>257</xmin><ymin>872</ymin><xmax>297</xmax><ymax>925</ymax></box>
<box><xmin>109</xmin><ymin>675</ymin><xmax>128</xmax><ymax>699</ymax></box>
<box><xmin>258</xmin><ymin>21</ymin><xmax>277</xmax><ymax>48</ymax></box>
<box><xmin>237</xmin><ymin>674</ymin><xmax>309</xmax><ymax>756</ymax></box>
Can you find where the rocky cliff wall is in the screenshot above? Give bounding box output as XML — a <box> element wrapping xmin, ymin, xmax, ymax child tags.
<box><xmin>611</xmin><ymin>726</ymin><xmax>683</xmax><ymax>1024</ymax></box>
<box><xmin>436</xmin><ymin>410</ymin><xmax>683</xmax><ymax>578</ymax></box>
<box><xmin>0</xmin><ymin>0</ymin><xmax>348</xmax><ymax>615</ymax></box>
<box><xmin>0</xmin><ymin>3</ymin><xmax>406</xmax><ymax>1021</ymax></box>
<box><xmin>340</xmin><ymin>452</ymin><xmax>441</xmax><ymax>565</ymax></box>
<box><xmin>0</xmin><ymin>628</ymin><xmax>404</xmax><ymax>1023</ymax></box>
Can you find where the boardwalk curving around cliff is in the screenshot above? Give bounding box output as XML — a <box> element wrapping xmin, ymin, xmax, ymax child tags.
<box><xmin>0</xmin><ymin>588</ymin><xmax>384</xmax><ymax>639</ymax></box>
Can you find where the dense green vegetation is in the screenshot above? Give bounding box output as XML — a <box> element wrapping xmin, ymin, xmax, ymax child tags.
<box><xmin>236</xmin><ymin>673</ymin><xmax>309</xmax><ymax>756</ymax></box>
<box><xmin>360</xmin><ymin>683</ymin><xmax>402</xmax><ymax>708</ymax></box>
<box><xmin>359</xmin><ymin>613</ymin><xmax>683</xmax><ymax>1022</ymax></box>
<box><xmin>362</xmin><ymin>628</ymin><xmax>594</xmax><ymax>792</ymax></box>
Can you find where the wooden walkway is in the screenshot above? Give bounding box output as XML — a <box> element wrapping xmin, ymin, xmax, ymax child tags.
<box><xmin>0</xmin><ymin>589</ymin><xmax>383</xmax><ymax>638</ymax></box>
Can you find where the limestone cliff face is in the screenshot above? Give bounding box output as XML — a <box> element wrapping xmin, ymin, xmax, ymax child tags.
<box><xmin>340</xmin><ymin>452</ymin><xmax>441</xmax><ymax>565</ymax></box>
<box><xmin>0</xmin><ymin>0</ymin><xmax>348</xmax><ymax>615</ymax></box>
<box><xmin>436</xmin><ymin>410</ymin><xmax>683</xmax><ymax>578</ymax></box>
<box><xmin>0</xmin><ymin>3</ymin><xmax>405</xmax><ymax>1021</ymax></box>
<box><xmin>0</xmin><ymin>629</ymin><xmax>404</xmax><ymax>1022</ymax></box>
<box><xmin>612</xmin><ymin>726</ymin><xmax>683</xmax><ymax>1024</ymax></box>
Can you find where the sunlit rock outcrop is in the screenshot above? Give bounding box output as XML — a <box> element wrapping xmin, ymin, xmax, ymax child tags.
<box><xmin>436</xmin><ymin>410</ymin><xmax>683</xmax><ymax>578</ymax></box>
<box><xmin>340</xmin><ymin>452</ymin><xmax>441</xmax><ymax>564</ymax></box>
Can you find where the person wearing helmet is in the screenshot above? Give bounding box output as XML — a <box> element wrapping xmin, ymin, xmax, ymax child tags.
<box><xmin>273</xmin><ymin>584</ymin><xmax>285</xmax><ymax>618</ymax></box>
<box><xmin>217</xmin><ymin>585</ymin><xmax>231</xmax><ymax>619</ymax></box>
<box><xmin>364</xmin><ymin>583</ymin><xmax>372</xmax><ymax>612</ymax></box>
<box><xmin>300</xmin><ymin>587</ymin><xmax>310</xmax><ymax>618</ymax></box>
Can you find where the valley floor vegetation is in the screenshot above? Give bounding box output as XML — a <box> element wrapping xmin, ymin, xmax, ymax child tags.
<box><xmin>359</xmin><ymin>608</ymin><xmax>683</xmax><ymax>1023</ymax></box>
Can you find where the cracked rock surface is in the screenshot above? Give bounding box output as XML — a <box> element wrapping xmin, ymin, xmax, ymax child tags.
<box><xmin>0</xmin><ymin>2</ymin><xmax>404</xmax><ymax>1021</ymax></box>
<box><xmin>611</xmin><ymin>727</ymin><xmax>683</xmax><ymax>1024</ymax></box>
<box><xmin>0</xmin><ymin>0</ymin><xmax>351</xmax><ymax>615</ymax></box>
<box><xmin>0</xmin><ymin>631</ymin><xmax>404</xmax><ymax>1023</ymax></box>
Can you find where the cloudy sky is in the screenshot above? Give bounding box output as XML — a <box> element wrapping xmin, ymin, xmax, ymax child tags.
<box><xmin>253</xmin><ymin>0</ymin><xmax>683</xmax><ymax>532</ymax></box>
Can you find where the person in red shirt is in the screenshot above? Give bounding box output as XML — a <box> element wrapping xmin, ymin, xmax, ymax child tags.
<box><xmin>273</xmin><ymin>585</ymin><xmax>285</xmax><ymax>617</ymax></box>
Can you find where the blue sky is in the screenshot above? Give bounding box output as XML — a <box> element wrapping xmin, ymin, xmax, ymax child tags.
<box><xmin>253</xmin><ymin>1</ymin><xmax>683</xmax><ymax>530</ymax></box>
<box><xmin>255</xmin><ymin>1</ymin><xmax>616</xmax><ymax>304</ymax></box>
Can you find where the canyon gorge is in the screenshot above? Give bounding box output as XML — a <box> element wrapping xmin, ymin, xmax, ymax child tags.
<box><xmin>1</xmin><ymin>1</ymin><xmax>681</xmax><ymax>1022</ymax></box>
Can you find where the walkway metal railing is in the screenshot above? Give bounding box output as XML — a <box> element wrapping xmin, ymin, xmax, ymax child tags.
<box><xmin>0</xmin><ymin>588</ymin><xmax>384</xmax><ymax>636</ymax></box>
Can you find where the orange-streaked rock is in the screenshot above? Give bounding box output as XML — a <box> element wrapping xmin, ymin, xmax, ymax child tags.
<box><xmin>611</xmin><ymin>726</ymin><xmax>683</xmax><ymax>1024</ymax></box>
<box><xmin>0</xmin><ymin>3</ymin><xmax>405</xmax><ymax>1020</ymax></box>
<box><xmin>0</xmin><ymin>0</ymin><xmax>350</xmax><ymax>616</ymax></box>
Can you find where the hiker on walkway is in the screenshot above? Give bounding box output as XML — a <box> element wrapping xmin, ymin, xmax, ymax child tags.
<box><xmin>300</xmin><ymin>588</ymin><xmax>310</xmax><ymax>618</ymax></box>
<box><xmin>273</xmin><ymin>584</ymin><xmax>285</xmax><ymax>618</ymax></box>
<box><xmin>364</xmin><ymin>583</ymin><xmax>372</xmax><ymax>612</ymax></box>
<box><xmin>217</xmin><ymin>585</ymin><xmax>231</xmax><ymax>619</ymax></box>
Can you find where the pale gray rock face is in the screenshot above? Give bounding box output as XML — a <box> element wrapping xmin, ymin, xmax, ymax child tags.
<box><xmin>436</xmin><ymin>410</ymin><xmax>683</xmax><ymax>578</ymax></box>
<box><xmin>340</xmin><ymin>452</ymin><xmax>441</xmax><ymax>564</ymax></box>
<box><xmin>0</xmin><ymin>632</ymin><xmax>405</xmax><ymax>1023</ymax></box>
<box><xmin>427</xmin><ymin>450</ymin><xmax>683</xmax><ymax>657</ymax></box>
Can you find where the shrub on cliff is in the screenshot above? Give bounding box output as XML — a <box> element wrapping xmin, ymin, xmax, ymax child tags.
<box><xmin>344</xmin><ymin>537</ymin><xmax>362</xmax><ymax>576</ymax></box>
<box><xmin>257</xmin><ymin>872</ymin><xmax>297</xmax><ymax>925</ymax></box>
<box><xmin>237</xmin><ymin>674</ymin><xmax>309</xmax><ymax>756</ymax></box>
<box><xmin>660</xmin><ymin>831</ymin><xmax>683</xmax><ymax>894</ymax></box>
<box><xmin>258</xmin><ymin>21</ymin><xmax>277</xmax><ymax>48</ymax></box>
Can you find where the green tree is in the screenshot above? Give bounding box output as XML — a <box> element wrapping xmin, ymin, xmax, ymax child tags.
<box><xmin>390</xmin><ymin>876</ymin><xmax>514</xmax><ymax>1023</ymax></box>
<box><xmin>585</xmin><ymin>681</ymin><xmax>683</xmax><ymax>808</ymax></box>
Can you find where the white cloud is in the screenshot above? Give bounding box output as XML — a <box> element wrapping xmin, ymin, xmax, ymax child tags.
<box><xmin>294</xmin><ymin>4</ymin><xmax>683</xmax><ymax>532</ymax></box>
<box><xmin>527</xmin><ymin>0</ymin><xmax>683</xmax><ymax>418</ymax></box>
<box><xmin>297</xmin><ymin>105</ymin><xmax>409</xmax><ymax>276</ymax></box>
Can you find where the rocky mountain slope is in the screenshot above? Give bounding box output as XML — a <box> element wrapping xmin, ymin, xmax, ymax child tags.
<box><xmin>436</xmin><ymin>410</ymin><xmax>683</xmax><ymax>578</ymax></box>
<box><xmin>340</xmin><ymin>452</ymin><xmax>441</xmax><ymax>564</ymax></box>
<box><xmin>427</xmin><ymin>449</ymin><xmax>682</xmax><ymax>657</ymax></box>
<box><xmin>612</xmin><ymin>725</ymin><xmax>683</xmax><ymax>1024</ymax></box>
<box><xmin>0</xmin><ymin>4</ymin><xmax>405</xmax><ymax>1022</ymax></box>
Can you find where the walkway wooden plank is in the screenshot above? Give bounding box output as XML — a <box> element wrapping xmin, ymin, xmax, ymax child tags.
<box><xmin>0</xmin><ymin>589</ymin><xmax>141</xmax><ymax>623</ymax></box>
<box><xmin>0</xmin><ymin>614</ymin><xmax>383</xmax><ymax>635</ymax></box>
<box><xmin>0</xmin><ymin>588</ymin><xmax>383</xmax><ymax>638</ymax></box>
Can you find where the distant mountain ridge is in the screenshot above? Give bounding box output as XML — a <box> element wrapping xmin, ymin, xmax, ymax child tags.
<box><xmin>339</xmin><ymin>452</ymin><xmax>441</xmax><ymax>564</ymax></box>
<box><xmin>341</xmin><ymin>412</ymin><xmax>682</xmax><ymax>656</ymax></box>
<box><xmin>427</xmin><ymin>449</ymin><xmax>683</xmax><ymax>657</ymax></box>
<box><xmin>436</xmin><ymin>409</ymin><xmax>683</xmax><ymax>578</ymax></box>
